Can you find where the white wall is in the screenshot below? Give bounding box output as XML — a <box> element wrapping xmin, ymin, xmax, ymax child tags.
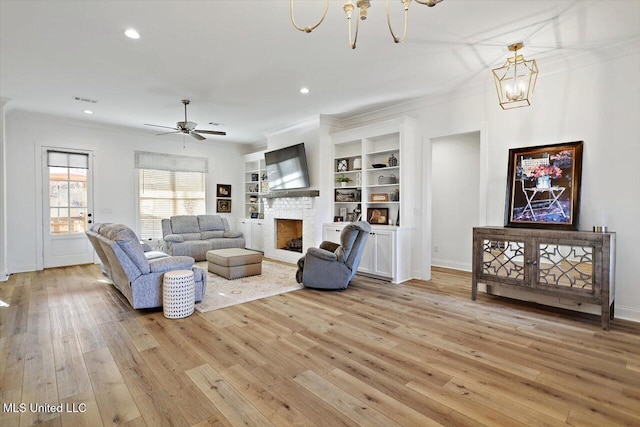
<box><xmin>0</xmin><ymin>98</ymin><xmax>9</xmax><ymax>281</ymax></box>
<box><xmin>5</xmin><ymin>111</ymin><xmax>246</xmax><ymax>273</ymax></box>
<box><xmin>431</xmin><ymin>132</ymin><xmax>480</xmax><ymax>271</ymax></box>
<box><xmin>338</xmin><ymin>47</ymin><xmax>640</xmax><ymax>322</ymax></box>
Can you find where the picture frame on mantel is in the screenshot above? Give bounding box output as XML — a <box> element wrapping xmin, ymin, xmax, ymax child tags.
<box><xmin>505</xmin><ymin>141</ymin><xmax>583</xmax><ymax>230</ymax></box>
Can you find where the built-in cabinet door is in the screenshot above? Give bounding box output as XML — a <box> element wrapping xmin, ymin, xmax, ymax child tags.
<box><xmin>358</xmin><ymin>233</ymin><xmax>375</xmax><ymax>274</ymax></box>
<box><xmin>238</xmin><ymin>219</ymin><xmax>251</xmax><ymax>249</ymax></box>
<box><xmin>322</xmin><ymin>226</ymin><xmax>343</xmax><ymax>246</ymax></box>
<box><xmin>251</xmin><ymin>222</ymin><xmax>263</xmax><ymax>252</ymax></box>
<box><xmin>372</xmin><ymin>230</ymin><xmax>394</xmax><ymax>277</ymax></box>
<box><xmin>322</xmin><ymin>224</ymin><xmax>396</xmax><ymax>280</ymax></box>
<box><xmin>239</xmin><ymin>219</ymin><xmax>264</xmax><ymax>252</ymax></box>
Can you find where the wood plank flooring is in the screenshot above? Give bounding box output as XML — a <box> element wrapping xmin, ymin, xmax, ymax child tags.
<box><xmin>1</xmin><ymin>263</ymin><xmax>639</xmax><ymax>426</ymax></box>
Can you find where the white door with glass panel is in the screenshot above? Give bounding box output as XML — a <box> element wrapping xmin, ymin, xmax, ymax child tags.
<box><xmin>43</xmin><ymin>149</ymin><xmax>94</xmax><ymax>268</ymax></box>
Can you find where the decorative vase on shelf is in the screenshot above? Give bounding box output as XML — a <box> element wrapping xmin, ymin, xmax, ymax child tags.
<box><xmin>353</xmin><ymin>157</ymin><xmax>362</xmax><ymax>170</ymax></box>
<box><xmin>388</xmin><ymin>153</ymin><xmax>398</xmax><ymax>167</ymax></box>
<box><xmin>341</xmin><ymin>182</ymin><xmax>348</xmax><ymax>187</ymax></box>
<box><xmin>536</xmin><ymin>175</ymin><xmax>551</xmax><ymax>189</ymax></box>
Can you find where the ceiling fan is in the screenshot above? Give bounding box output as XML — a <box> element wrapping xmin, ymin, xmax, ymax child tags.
<box><xmin>145</xmin><ymin>99</ymin><xmax>226</xmax><ymax>140</ymax></box>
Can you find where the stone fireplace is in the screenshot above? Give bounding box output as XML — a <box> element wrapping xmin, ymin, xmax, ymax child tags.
<box><xmin>263</xmin><ymin>195</ymin><xmax>319</xmax><ymax>264</ymax></box>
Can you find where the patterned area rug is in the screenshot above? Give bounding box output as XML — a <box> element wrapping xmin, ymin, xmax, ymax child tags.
<box><xmin>194</xmin><ymin>260</ymin><xmax>303</xmax><ymax>313</ymax></box>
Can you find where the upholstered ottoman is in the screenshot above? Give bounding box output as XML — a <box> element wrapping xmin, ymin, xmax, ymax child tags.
<box><xmin>206</xmin><ymin>248</ymin><xmax>262</xmax><ymax>280</ymax></box>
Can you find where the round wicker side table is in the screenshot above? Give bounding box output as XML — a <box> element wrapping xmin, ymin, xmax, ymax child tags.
<box><xmin>162</xmin><ymin>269</ymin><xmax>195</xmax><ymax>319</ymax></box>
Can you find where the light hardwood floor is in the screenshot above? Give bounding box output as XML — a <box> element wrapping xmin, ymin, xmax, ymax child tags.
<box><xmin>1</xmin><ymin>263</ymin><xmax>639</xmax><ymax>426</ymax></box>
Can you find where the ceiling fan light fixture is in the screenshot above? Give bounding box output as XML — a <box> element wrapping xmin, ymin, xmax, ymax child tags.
<box><xmin>144</xmin><ymin>99</ymin><xmax>226</xmax><ymax>140</ymax></box>
<box><xmin>83</xmin><ymin>110</ymin><xmax>93</xmax><ymax>114</ymax></box>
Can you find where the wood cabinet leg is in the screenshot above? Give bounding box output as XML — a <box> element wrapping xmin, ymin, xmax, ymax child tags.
<box><xmin>471</xmin><ymin>280</ymin><xmax>477</xmax><ymax>301</ymax></box>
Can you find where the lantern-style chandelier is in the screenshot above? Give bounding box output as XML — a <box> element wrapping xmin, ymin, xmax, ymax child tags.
<box><xmin>492</xmin><ymin>42</ymin><xmax>539</xmax><ymax>110</ymax></box>
<box><xmin>290</xmin><ymin>0</ymin><xmax>444</xmax><ymax>50</ymax></box>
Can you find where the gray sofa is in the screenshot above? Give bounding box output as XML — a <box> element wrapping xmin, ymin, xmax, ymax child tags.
<box><xmin>161</xmin><ymin>215</ymin><xmax>245</xmax><ymax>261</ymax></box>
<box><xmin>86</xmin><ymin>223</ymin><xmax>206</xmax><ymax>309</ymax></box>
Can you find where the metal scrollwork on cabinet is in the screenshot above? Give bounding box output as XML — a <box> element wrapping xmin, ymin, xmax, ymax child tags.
<box><xmin>472</xmin><ymin>227</ymin><xmax>616</xmax><ymax>330</ymax></box>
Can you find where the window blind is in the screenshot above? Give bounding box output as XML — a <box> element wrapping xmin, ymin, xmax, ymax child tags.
<box><xmin>139</xmin><ymin>169</ymin><xmax>206</xmax><ymax>239</ymax></box>
<box><xmin>134</xmin><ymin>151</ymin><xmax>208</xmax><ymax>173</ymax></box>
<box><xmin>47</xmin><ymin>151</ymin><xmax>89</xmax><ymax>169</ymax></box>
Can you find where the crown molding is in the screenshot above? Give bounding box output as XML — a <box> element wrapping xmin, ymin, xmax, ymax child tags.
<box><xmin>336</xmin><ymin>37</ymin><xmax>640</xmax><ymax>129</ymax></box>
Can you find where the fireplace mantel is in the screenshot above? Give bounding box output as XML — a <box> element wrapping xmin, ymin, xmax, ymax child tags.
<box><xmin>263</xmin><ymin>190</ymin><xmax>319</xmax><ymax>199</ymax></box>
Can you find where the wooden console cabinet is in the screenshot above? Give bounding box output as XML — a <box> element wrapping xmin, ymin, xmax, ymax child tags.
<box><xmin>471</xmin><ymin>226</ymin><xmax>615</xmax><ymax>330</ymax></box>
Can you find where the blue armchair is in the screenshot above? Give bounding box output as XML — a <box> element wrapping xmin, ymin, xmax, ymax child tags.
<box><xmin>296</xmin><ymin>221</ymin><xmax>371</xmax><ymax>290</ymax></box>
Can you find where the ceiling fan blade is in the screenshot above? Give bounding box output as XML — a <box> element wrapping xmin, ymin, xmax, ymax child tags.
<box><xmin>155</xmin><ymin>130</ymin><xmax>182</xmax><ymax>136</ymax></box>
<box><xmin>195</xmin><ymin>130</ymin><xmax>227</xmax><ymax>136</ymax></box>
<box><xmin>190</xmin><ymin>132</ymin><xmax>206</xmax><ymax>141</ymax></box>
<box><xmin>145</xmin><ymin>123</ymin><xmax>179</xmax><ymax>130</ymax></box>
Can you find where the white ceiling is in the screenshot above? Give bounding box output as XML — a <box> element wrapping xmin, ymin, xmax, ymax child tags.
<box><xmin>1</xmin><ymin>1</ymin><xmax>639</xmax><ymax>144</ymax></box>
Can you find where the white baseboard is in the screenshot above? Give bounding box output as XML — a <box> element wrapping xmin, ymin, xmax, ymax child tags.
<box><xmin>9</xmin><ymin>264</ymin><xmax>38</xmax><ymax>274</ymax></box>
<box><xmin>615</xmin><ymin>306</ymin><xmax>640</xmax><ymax>323</ymax></box>
<box><xmin>432</xmin><ymin>258</ymin><xmax>471</xmax><ymax>272</ymax></box>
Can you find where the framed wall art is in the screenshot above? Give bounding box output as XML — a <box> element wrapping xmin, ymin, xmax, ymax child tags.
<box><xmin>367</xmin><ymin>208</ymin><xmax>389</xmax><ymax>225</ymax></box>
<box><xmin>505</xmin><ymin>141</ymin><xmax>583</xmax><ymax>229</ymax></box>
<box><xmin>216</xmin><ymin>184</ymin><xmax>231</xmax><ymax>198</ymax></box>
<box><xmin>216</xmin><ymin>199</ymin><xmax>232</xmax><ymax>213</ymax></box>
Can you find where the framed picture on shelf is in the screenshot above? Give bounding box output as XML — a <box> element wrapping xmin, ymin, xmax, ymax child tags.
<box><xmin>370</xmin><ymin>193</ymin><xmax>389</xmax><ymax>202</ymax></box>
<box><xmin>334</xmin><ymin>216</ymin><xmax>344</xmax><ymax>222</ymax></box>
<box><xmin>505</xmin><ymin>141</ymin><xmax>583</xmax><ymax>229</ymax></box>
<box><xmin>250</xmin><ymin>212</ymin><xmax>259</xmax><ymax>219</ymax></box>
<box><xmin>216</xmin><ymin>184</ymin><xmax>231</xmax><ymax>198</ymax></box>
<box><xmin>346</xmin><ymin>213</ymin><xmax>355</xmax><ymax>222</ymax></box>
<box><xmin>335</xmin><ymin>189</ymin><xmax>358</xmax><ymax>202</ymax></box>
<box><xmin>216</xmin><ymin>199</ymin><xmax>232</xmax><ymax>213</ymax></box>
<box><xmin>336</xmin><ymin>158</ymin><xmax>349</xmax><ymax>172</ymax></box>
<box><xmin>367</xmin><ymin>208</ymin><xmax>388</xmax><ymax>225</ymax></box>
<box><xmin>251</xmin><ymin>173</ymin><xmax>259</xmax><ymax>182</ymax></box>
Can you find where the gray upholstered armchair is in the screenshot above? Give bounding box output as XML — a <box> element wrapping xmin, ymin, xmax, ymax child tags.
<box><xmin>86</xmin><ymin>223</ymin><xmax>206</xmax><ymax>309</ymax></box>
<box><xmin>296</xmin><ymin>221</ymin><xmax>371</xmax><ymax>290</ymax></box>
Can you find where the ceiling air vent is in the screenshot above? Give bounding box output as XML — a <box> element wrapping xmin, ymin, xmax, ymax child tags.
<box><xmin>73</xmin><ymin>96</ymin><xmax>98</xmax><ymax>104</ymax></box>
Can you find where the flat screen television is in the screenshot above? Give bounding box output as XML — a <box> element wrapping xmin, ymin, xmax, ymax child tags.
<box><xmin>265</xmin><ymin>143</ymin><xmax>310</xmax><ymax>191</ymax></box>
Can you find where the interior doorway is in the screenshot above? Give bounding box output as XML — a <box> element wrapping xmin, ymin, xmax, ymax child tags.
<box><xmin>430</xmin><ymin>131</ymin><xmax>481</xmax><ymax>271</ymax></box>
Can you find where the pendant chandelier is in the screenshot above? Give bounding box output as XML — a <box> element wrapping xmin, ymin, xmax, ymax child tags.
<box><xmin>290</xmin><ymin>0</ymin><xmax>444</xmax><ymax>50</ymax></box>
<box><xmin>492</xmin><ymin>42</ymin><xmax>539</xmax><ymax>110</ymax></box>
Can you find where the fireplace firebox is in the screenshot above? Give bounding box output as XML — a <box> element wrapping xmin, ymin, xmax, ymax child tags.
<box><xmin>276</xmin><ymin>219</ymin><xmax>303</xmax><ymax>253</ymax></box>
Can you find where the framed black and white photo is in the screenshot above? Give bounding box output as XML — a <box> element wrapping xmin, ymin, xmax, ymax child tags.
<box><xmin>216</xmin><ymin>184</ymin><xmax>231</xmax><ymax>198</ymax></box>
<box><xmin>216</xmin><ymin>199</ymin><xmax>231</xmax><ymax>213</ymax></box>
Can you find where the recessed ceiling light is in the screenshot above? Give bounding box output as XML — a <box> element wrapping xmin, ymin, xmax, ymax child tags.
<box><xmin>83</xmin><ymin>110</ymin><xmax>93</xmax><ymax>115</ymax></box>
<box><xmin>299</xmin><ymin>87</ymin><xmax>310</xmax><ymax>94</ymax></box>
<box><xmin>124</xmin><ymin>28</ymin><xmax>140</xmax><ymax>39</ymax></box>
